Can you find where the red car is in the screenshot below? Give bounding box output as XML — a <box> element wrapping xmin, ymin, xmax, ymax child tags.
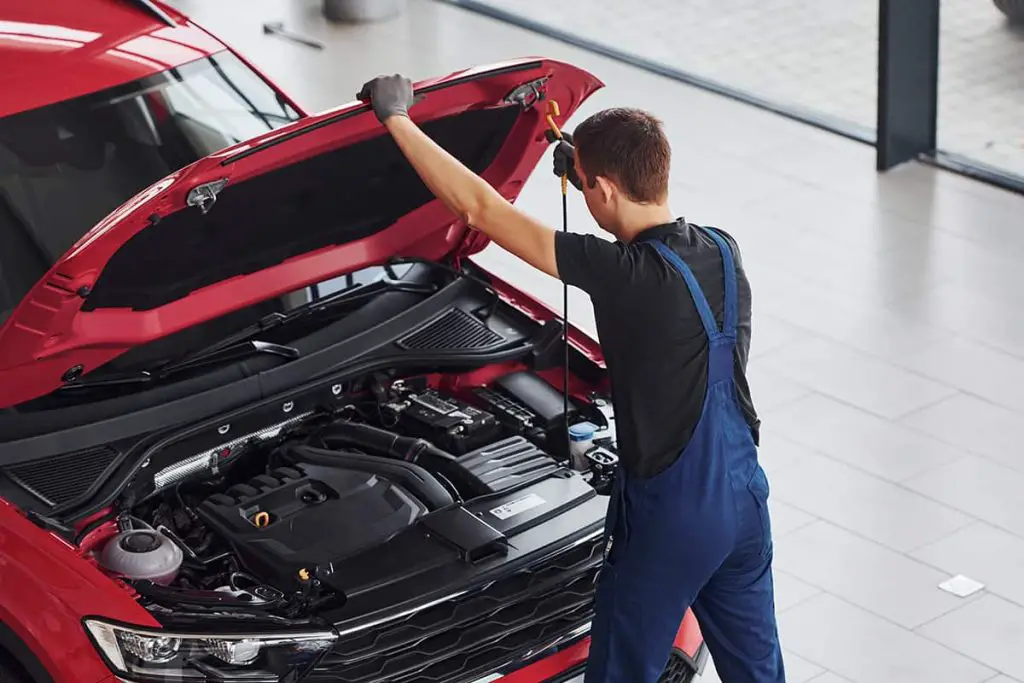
<box><xmin>0</xmin><ymin>1</ymin><xmax>707</xmax><ymax>681</ymax></box>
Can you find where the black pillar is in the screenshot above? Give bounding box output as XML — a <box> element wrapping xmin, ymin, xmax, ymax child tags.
<box><xmin>876</xmin><ymin>0</ymin><xmax>940</xmax><ymax>170</ymax></box>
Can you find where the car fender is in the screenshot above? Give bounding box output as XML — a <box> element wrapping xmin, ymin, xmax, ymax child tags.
<box><xmin>0</xmin><ymin>500</ymin><xmax>159</xmax><ymax>683</ymax></box>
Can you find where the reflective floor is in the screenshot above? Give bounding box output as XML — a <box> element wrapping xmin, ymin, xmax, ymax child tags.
<box><xmin>170</xmin><ymin>1</ymin><xmax>1024</xmax><ymax>680</ymax></box>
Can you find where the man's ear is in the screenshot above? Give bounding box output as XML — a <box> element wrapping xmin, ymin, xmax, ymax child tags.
<box><xmin>595</xmin><ymin>175</ymin><xmax>616</xmax><ymax>203</ymax></box>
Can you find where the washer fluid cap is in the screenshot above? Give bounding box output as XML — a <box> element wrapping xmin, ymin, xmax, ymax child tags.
<box><xmin>568</xmin><ymin>422</ymin><xmax>597</xmax><ymax>441</ymax></box>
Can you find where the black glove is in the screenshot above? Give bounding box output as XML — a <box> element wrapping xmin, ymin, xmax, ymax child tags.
<box><xmin>552</xmin><ymin>133</ymin><xmax>582</xmax><ymax>191</ymax></box>
<box><xmin>357</xmin><ymin>74</ymin><xmax>415</xmax><ymax>123</ymax></box>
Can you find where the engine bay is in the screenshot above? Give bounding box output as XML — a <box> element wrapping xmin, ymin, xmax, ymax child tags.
<box><xmin>84</xmin><ymin>368</ymin><xmax>618</xmax><ymax>623</ymax></box>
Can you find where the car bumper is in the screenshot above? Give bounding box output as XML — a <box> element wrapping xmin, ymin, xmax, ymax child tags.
<box><xmin>103</xmin><ymin>637</ymin><xmax>706</xmax><ymax>683</ymax></box>
<box><xmin>494</xmin><ymin>643</ymin><xmax>589</xmax><ymax>682</ymax></box>
<box><xmin>489</xmin><ymin>627</ymin><xmax>709</xmax><ymax>683</ymax></box>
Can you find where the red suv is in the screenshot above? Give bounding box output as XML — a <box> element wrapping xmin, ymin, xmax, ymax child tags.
<box><xmin>0</xmin><ymin>1</ymin><xmax>706</xmax><ymax>681</ymax></box>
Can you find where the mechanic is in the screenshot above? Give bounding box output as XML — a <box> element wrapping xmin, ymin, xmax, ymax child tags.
<box><xmin>358</xmin><ymin>74</ymin><xmax>786</xmax><ymax>683</ymax></box>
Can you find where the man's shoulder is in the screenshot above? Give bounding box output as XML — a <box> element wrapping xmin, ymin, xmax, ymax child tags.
<box><xmin>685</xmin><ymin>224</ymin><xmax>744</xmax><ymax>266</ymax></box>
<box><xmin>691</xmin><ymin>223</ymin><xmax>739</xmax><ymax>247</ymax></box>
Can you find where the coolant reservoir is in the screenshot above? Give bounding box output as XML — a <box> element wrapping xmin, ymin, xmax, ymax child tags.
<box><xmin>99</xmin><ymin>530</ymin><xmax>183</xmax><ymax>585</ymax></box>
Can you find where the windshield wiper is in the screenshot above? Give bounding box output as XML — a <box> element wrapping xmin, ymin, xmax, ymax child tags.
<box><xmin>56</xmin><ymin>276</ymin><xmax>435</xmax><ymax>393</ymax></box>
<box><xmin>56</xmin><ymin>340</ymin><xmax>300</xmax><ymax>393</ymax></box>
<box><xmin>164</xmin><ymin>276</ymin><xmax>435</xmax><ymax>368</ymax></box>
<box><xmin>159</xmin><ymin>339</ymin><xmax>299</xmax><ymax>375</ymax></box>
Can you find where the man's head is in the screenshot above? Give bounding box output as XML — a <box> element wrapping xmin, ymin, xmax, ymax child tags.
<box><xmin>571</xmin><ymin>107</ymin><xmax>672</xmax><ymax>238</ymax></box>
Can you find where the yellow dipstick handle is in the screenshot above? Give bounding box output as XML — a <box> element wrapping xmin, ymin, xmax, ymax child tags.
<box><xmin>253</xmin><ymin>511</ymin><xmax>270</xmax><ymax>528</ymax></box>
<box><xmin>545</xmin><ymin>100</ymin><xmax>562</xmax><ymax>139</ymax></box>
<box><xmin>545</xmin><ymin>100</ymin><xmax>568</xmax><ymax>195</ymax></box>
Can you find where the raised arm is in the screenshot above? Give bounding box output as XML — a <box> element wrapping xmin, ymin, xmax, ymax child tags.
<box><xmin>360</xmin><ymin>75</ymin><xmax>560</xmax><ymax>278</ymax></box>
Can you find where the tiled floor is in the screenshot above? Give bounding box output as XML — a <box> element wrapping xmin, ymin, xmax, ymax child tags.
<box><xmin>443</xmin><ymin>0</ymin><xmax>1024</xmax><ymax>179</ymax></box>
<box><xmin>170</xmin><ymin>1</ymin><xmax>1024</xmax><ymax>680</ymax></box>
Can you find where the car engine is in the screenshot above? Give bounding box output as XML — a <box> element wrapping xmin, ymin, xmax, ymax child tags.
<box><xmin>94</xmin><ymin>369</ymin><xmax>618</xmax><ymax>623</ymax></box>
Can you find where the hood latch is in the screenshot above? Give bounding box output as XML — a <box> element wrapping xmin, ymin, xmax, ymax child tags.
<box><xmin>504</xmin><ymin>77</ymin><xmax>550</xmax><ymax>110</ymax></box>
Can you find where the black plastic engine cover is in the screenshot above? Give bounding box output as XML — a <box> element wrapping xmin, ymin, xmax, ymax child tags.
<box><xmin>457</xmin><ymin>436</ymin><xmax>562</xmax><ymax>494</ymax></box>
<box><xmin>196</xmin><ymin>464</ymin><xmax>427</xmax><ymax>589</ymax></box>
<box><xmin>317</xmin><ymin>466</ymin><xmax>599</xmax><ymax>609</ymax></box>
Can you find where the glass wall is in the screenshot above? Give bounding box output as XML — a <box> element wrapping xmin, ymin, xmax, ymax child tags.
<box><xmin>443</xmin><ymin>0</ymin><xmax>1024</xmax><ymax>191</ymax></box>
<box><xmin>458</xmin><ymin>0</ymin><xmax>880</xmax><ymax>140</ymax></box>
<box><xmin>937</xmin><ymin>0</ymin><xmax>1024</xmax><ymax>180</ymax></box>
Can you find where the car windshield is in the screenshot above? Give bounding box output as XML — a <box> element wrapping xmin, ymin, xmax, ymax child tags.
<box><xmin>0</xmin><ymin>50</ymin><xmax>301</xmax><ymax>325</ymax></box>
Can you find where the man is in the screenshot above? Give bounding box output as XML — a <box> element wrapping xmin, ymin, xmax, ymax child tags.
<box><xmin>358</xmin><ymin>74</ymin><xmax>785</xmax><ymax>683</ymax></box>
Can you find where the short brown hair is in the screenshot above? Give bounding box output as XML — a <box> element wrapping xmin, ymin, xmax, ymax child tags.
<box><xmin>572</xmin><ymin>108</ymin><xmax>671</xmax><ymax>204</ymax></box>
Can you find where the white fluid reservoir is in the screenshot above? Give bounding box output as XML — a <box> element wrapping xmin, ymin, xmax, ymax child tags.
<box><xmin>99</xmin><ymin>530</ymin><xmax>183</xmax><ymax>585</ymax></box>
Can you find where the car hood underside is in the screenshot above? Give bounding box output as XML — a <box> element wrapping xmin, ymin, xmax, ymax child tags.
<box><xmin>0</xmin><ymin>58</ymin><xmax>602</xmax><ymax>408</ymax></box>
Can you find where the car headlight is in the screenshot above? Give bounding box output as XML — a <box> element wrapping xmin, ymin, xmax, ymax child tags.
<box><xmin>83</xmin><ymin>618</ymin><xmax>337</xmax><ymax>682</ymax></box>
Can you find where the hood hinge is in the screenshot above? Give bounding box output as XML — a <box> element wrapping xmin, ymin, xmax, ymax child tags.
<box><xmin>187</xmin><ymin>178</ymin><xmax>229</xmax><ymax>215</ymax></box>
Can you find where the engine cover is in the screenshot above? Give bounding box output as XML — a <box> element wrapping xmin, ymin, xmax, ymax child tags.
<box><xmin>196</xmin><ymin>464</ymin><xmax>427</xmax><ymax>589</ymax></box>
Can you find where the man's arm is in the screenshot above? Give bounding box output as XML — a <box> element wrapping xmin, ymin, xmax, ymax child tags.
<box><xmin>361</xmin><ymin>75</ymin><xmax>560</xmax><ymax>278</ymax></box>
<box><xmin>384</xmin><ymin>116</ymin><xmax>560</xmax><ymax>277</ymax></box>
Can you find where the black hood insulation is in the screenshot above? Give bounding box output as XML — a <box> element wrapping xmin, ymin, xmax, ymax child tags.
<box><xmin>84</xmin><ymin>106</ymin><xmax>520</xmax><ymax>312</ymax></box>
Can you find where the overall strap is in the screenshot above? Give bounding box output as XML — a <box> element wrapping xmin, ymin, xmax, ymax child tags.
<box><xmin>649</xmin><ymin>241</ymin><xmax>720</xmax><ymax>339</ymax></box>
<box><xmin>648</xmin><ymin>227</ymin><xmax>739</xmax><ymax>340</ymax></box>
<box><xmin>703</xmin><ymin>227</ymin><xmax>739</xmax><ymax>338</ymax></box>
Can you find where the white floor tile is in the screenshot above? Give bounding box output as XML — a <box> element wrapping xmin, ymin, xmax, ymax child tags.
<box><xmin>758</xmin><ymin>337</ymin><xmax>957</xmax><ymax>420</ymax></box>
<box><xmin>766</xmin><ymin>393</ymin><xmax>966</xmax><ymax>482</ymax></box>
<box><xmin>912</xmin><ymin>521</ymin><xmax>1024</xmax><ymax>607</ymax></box>
<box><xmin>917</xmin><ymin>595</ymin><xmax>1024</xmax><ymax>681</ymax></box>
<box><xmin>775</xmin><ymin>521</ymin><xmax>976</xmax><ymax>628</ymax></box>
<box><xmin>779</xmin><ymin>594</ymin><xmax>994</xmax><ymax>683</ymax></box>
<box><xmin>769</xmin><ymin>453</ymin><xmax>973</xmax><ymax>552</ymax></box>
<box><xmin>901</xmin><ymin>394</ymin><xmax>1024</xmax><ymax>475</ymax></box>
<box><xmin>905</xmin><ymin>456</ymin><xmax>1024</xmax><ymax>539</ymax></box>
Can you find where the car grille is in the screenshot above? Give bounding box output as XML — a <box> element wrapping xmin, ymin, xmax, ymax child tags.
<box><xmin>658</xmin><ymin>650</ymin><xmax>697</xmax><ymax>683</ymax></box>
<box><xmin>311</xmin><ymin>532</ymin><xmax>603</xmax><ymax>683</ymax></box>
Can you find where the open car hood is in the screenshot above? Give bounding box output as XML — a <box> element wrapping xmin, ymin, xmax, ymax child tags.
<box><xmin>0</xmin><ymin>58</ymin><xmax>602</xmax><ymax>408</ymax></box>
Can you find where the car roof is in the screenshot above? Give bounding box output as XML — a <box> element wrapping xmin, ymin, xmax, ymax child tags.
<box><xmin>0</xmin><ymin>0</ymin><xmax>227</xmax><ymax>118</ymax></box>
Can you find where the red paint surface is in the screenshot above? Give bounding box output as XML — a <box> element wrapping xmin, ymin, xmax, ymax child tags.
<box><xmin>675</xmin><ymin>608</ymin><xmax>705</xmax><ymax>661</ymax></box>
<box><xmin>0</xmin><ymin>0</ymin><xmax>224</xmax><ymax>118</ymax></box>
<box><xmin>0</xmin><ymin>500</ymin><xmax>159</xmax><ymax>682</ymax></box>
<box><xmin>0</xmin><ymin>58</ymin><xmax>603</xmax><ymax>407</ymax></box>
<box><xmin>501</xmin><ymin>638</ymin><xmax>591</xmax><ymax>682</ymax></box>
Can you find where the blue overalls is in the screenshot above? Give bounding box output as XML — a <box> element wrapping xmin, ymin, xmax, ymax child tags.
<box><xmin>585</xmin><ymin>228</ymin><xmax>785</xmax><ymax>683</ymax></box>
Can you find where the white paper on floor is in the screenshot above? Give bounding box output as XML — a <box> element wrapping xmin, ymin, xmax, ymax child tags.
<box><xmin>938</xmin><ymin>574</ymin><xmax>985</xmax><ymax>598</ymax></box>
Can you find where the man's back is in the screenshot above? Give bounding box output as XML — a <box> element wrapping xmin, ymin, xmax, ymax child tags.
<box><xmin>555</xmin><ymin>218</ymin><xmax>758</xmax><ymax>479</ymax></box>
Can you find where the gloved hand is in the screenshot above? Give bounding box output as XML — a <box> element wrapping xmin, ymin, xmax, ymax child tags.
<box><xmin>553</xmin><ymin>133</ymin><xmax>582</xmax><ymax>192</ymax></box>
<box><xmin>357</xmin><ymin>74</ymin><xmax>415</xmax><ymax>123</ymax></box>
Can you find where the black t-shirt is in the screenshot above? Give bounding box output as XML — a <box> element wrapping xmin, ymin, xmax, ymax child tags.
<box><xmin>554</xmin><ymin>218</ymin><xmax>759</xmax><ymax>479</ymax></box>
